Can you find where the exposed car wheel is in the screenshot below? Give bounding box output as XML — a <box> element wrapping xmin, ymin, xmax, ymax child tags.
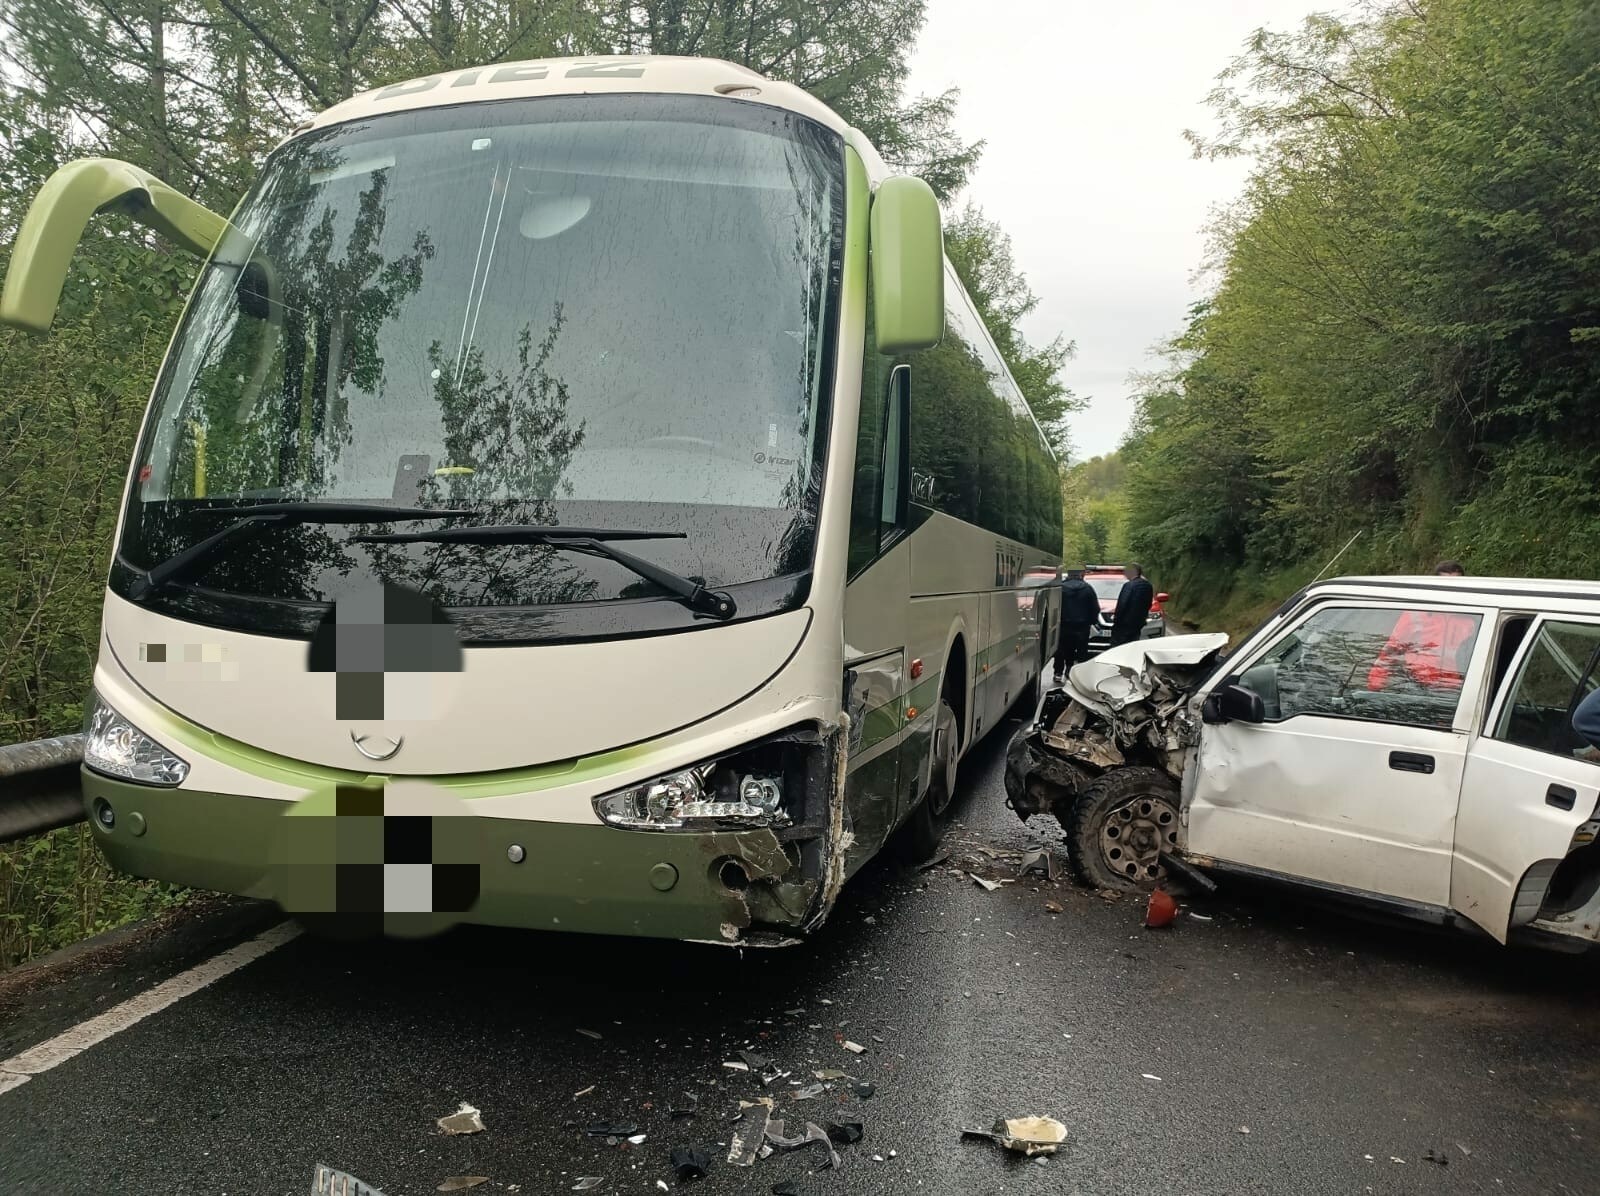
<box><xmin>1066</xmin><ymin>767</ymin><xmax>1181</xmax><ymax>891</ymax></box>
<box><xmin>903</xmin><ymin>696</ymin><xmax>961</xmax><ymax>862</ymax></box>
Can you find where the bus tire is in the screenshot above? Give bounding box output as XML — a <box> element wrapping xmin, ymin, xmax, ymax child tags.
<box><xmin>1065</xmin><ymin>767</ymin><xmax>1181</xmax><ymax>892</ymax></box>
<box><xmin>903</xmin><ymin>695</ymin><xmax>960</xmax><ymax>862</ymax></box>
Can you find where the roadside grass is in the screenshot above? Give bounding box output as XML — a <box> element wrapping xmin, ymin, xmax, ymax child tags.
<box><xmin>0</xmin><ymin>825</ymin><xmax>188</xmax><ymax>971</ymax></box>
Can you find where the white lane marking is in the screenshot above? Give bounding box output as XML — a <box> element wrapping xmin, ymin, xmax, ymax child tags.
<box><xmin>0</xmin><ymin>921</ymin><xmax>301</xmax><ymax>1094</ymax></box>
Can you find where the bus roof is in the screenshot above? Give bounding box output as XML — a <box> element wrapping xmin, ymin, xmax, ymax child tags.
<box><xmin>297</xmin><ymin>55</ymin><xmax>854</xmax><ymax>143</ymax></box>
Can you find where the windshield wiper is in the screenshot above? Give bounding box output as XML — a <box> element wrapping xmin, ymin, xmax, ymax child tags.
<box><xmin>352</xmin><ymin>524</ymin><xmax>737</xmax><ymax>620</ymax></box>
<box><xmin>128</xmin><ymin>503</ymin><xmax>477</xmax><ymax>600</ymax></box>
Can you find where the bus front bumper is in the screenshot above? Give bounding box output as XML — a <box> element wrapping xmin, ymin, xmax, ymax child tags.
<box><xmin>82</xmin><ymin>770</ymin><xmax>821</xmax><ymax>945</ymax></box>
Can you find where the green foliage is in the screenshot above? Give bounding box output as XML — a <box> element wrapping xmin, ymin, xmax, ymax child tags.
<box><xmin>1125</xmin><ymin>0</ymin><xmax>1600</xmax><ymax>632</ymax></box>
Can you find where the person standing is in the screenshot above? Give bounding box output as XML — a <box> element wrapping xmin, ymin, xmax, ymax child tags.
<box><xmin>1055</xmin><ymin>568</ymin><xmax>1099</xmax><ymax>681</ymax></box>
<box><xmin>1109</xmin><ymin>563</ymin><xmax>1154</xmax><ymax>648</ymax></box>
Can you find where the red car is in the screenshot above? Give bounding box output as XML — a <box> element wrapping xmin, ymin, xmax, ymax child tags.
<box><xmin>1082</xmin><ymin>566</ymin><xmax>1169</xmax><ymax>651</ymax></box>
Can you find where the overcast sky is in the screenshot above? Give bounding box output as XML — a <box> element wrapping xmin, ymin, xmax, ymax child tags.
<box><xmin>908</xmin><ymin>0</ymin><xmax>1326</xmax><ymax>461</ymax></box>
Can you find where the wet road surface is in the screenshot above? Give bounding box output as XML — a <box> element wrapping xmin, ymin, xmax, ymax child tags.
<box><xmin>4</xmin><ymin>708</ymin><xmax>1599</xmax><ymax>1195</ymax></box>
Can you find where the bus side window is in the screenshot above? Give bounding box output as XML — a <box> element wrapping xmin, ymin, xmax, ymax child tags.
<box><xmin>849</xmin><ymin>270</ymin><xmax>892</xmax><ymax>577</ymax></box>
<box><xmin>879</xmin><ymin>365</ymin><xmax>910</xmax><ymax>546</ymax></box>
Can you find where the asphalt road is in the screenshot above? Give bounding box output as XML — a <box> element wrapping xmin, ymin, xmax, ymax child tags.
<box><xmin>4</xmin><ymin>702</ymin><xmax>1600</xmax><ymax>1196</ymax></box>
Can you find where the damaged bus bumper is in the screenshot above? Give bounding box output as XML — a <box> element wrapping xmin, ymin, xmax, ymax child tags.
<box><xmin>80</xmin><ymin>720</ymin><xmax>850</xmax><ymax>946</ymax></box>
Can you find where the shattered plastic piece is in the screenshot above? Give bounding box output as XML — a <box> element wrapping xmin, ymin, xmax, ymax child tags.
<box><xmin>1044</xmin><ymin>902</ymin><xmax>1064</xmax><ymax>914</ymax></box>
<box><xmin>738</xmin><ymin>1050</ymin><xmax>772</xmax><ymax>1071</ymax></box>
<box><xmin>576</xmin><ymin>1028</ymin><xmax>603</xmax><ymax>1040</ymax></box>
<box><xmin>628</xmin><ymin>1134</ymin><xmax>647</xmax><ymax>1146</ymax></box>
<box><xmin>826</xmin><ymin>1118</ymin><xmax>864</xmax><ymax>1145</ymax></box>
<box><xmin>793</xmin><ymin>1083</ymin><xmax>825</xmax><ymax>1100</ymax></box>
<box><xmin>970</xmin><ymin>874</ymin><xmax>1001</xmax><ymax>892</ymax></box>
<box><xmin>765</xmin><ymin>1119</ymin><xmax>842</xmax><ymax>1170</ymax></box>
<box><xmin>1423</xmin><ymin>1149</ymin><xmax>1448</xmax><ymax>1167</ymax></box>
<box><xmin>1238</xmin><ymin>1126</ymin><xmax>1250</xmax><ymax>1135</ymax></box>
<box><xmin>871</xmin><ymin>1154</ymin><xmax>885</xmax><ymax>1163</ymax></box>
<box><xmin>851</xmin><ymin>1082</ymin><xmax>875</xmax><ymax>1100</ymax></box>
<box><xmin>1391</xmin><ymin>1157</ymin><xmax>1405</xmax><ymax>1165</ymax></box>
<box><xmin>1095</xmin><ymin>888</ymin><xmax>1121</xmax><ymax>902</ymax></box>
<box><xmin>1189</xmin><ymin>913</ymin><xmax>1214</xmax><ymax>922</ymax></box>
<box><xmin>960</xmin><ymin>1116</ymin><xmax>1068</xmax><ymax>1157</ymax></box>
<box><xmin>437</xmin><ymin>1180</ymin><xmax>490</xmax><ymax>1193</ymax></box>
<box><xmin>842</xmin><ymin>1041</ymin><xmax>866</xmax><ymax>1054</ymax></box>
<box><xmin>1145</xmin><ymin>889</ymin><xmax>1178</xmax><ymax>928</ymax></box>
<box><xmin>585</xmin><ymin>1121</ymin><xmax>640</xmax><ymax>1138</ymax></box>
<box><xmin>1141</xmin><ymin>1074</ymin><xmax>1162</xmax><ymax>1081</ymax></box>
<box><xmin>1455</xmin><ymin>1142</ymin><xmax>1472</xmax><ymax>1158</ymax></box>
<box><xmin>656</xmin><ymin>1183</ymin><xmax>668</xmax><ymax>1193</ymax></box>
<box><xmin>569</xmin><ymin>1181</ymin><xmax>602</xmax><ymax>1193</ymax></box>
<box><xmin>669</xmin><ymin>1147</ymin><xmax>711</xmax><ymax>1183</ymax></box>
<box><xmin>722</xmin><ymin>1061</ymin><xmax>750</xmax><ymax>1072</ymax></box>
<box><xmin>1015</xmin><ymin>850</ymin><xmax>1059</xmax><ymax>882</ymax></box>
<box><xmin>729</xmin><ymin>1099</ymin><xmax>774</xmax><ymax>1166</ymax></box>
<box><xmin>436</xmin><ymin>1103</ymin><xmax>485</xmax><ymax>1135</ymax></box>
<box><xmin>813</xmin><ymin>1069</ymin><xmax>847</xmax><ymax>1081</ymax></box>
<box><xmin>573</xmin><ymin>1086</ymin><xmax>595</xmax><ymax>1099</ymax></box>
<box><xmin>313</xmin><ymin>1164</ymin><xmax>388</xmax><ymax>1196</ymax></box>
<box><xmin>670</xmin><ymin>1093</ymin><xmax>699</xmax><ymax>1119</ymax></box>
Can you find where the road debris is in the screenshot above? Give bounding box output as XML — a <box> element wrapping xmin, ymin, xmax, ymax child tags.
<box><xmin>436</xmin><ymin>1103</ymin><xmax>485</xmax><ymax>1135</ymax></box>
<box><xmin>826</xmin><ymin>1119</ymin><xmax>864</xmax><ymax>1145</ymax></box>
<box><xmin>568</xmin><ymin>1182</ymin><xmax>601</xmax><ymax>1193</ymax></box>
<box><xmin>852</xmin><ymin>1082</ymin><xmax>875</xmax><ymax>1099</ymax></box>
<box><xmin>628</xmin><ymin>1134</ymin><xmax>647</xmax><ymax>1146</ymax></box>
<box><xmin>765</xmin><ymin>1119</ymin><xmax>842</xmax><ymax>1170</ymax></box>
<box><xmin>669</xmin><ymin>1147</ymin><xmax>711</xmax><ymax>1183</ymax></box>
<box><xmin>1238</xmin><ymin>1126</ymin><xmax>1250</xmax><ymax>1135</ymax></box>
<box><xmin>1095</xmin><ymin>888</ymin><xmax>1121</xmax><ymax>902</ymax></box>
<box><xmin>970</xmin><ymin>874</ymin><xmax>1002</xmax><ymax>892</ymax></box>
<box><xmin>313</xmin><ymin>1164</ymin><xmax>388</xmax><ymax>1195</ymax></box>
<box><xmin>1141</xmin><ymin>1074</ymin><xmax>1162</xmax><ymax>1082</ymax></box>
<box><xmin>1423</xmin><ymin>1149</ymin><xmax>1449</xmax><ymax>1166</ymax></box>
<box><xmin>1390</xmin><ymin>1157</ymin><xmax>1405</xmax><ymax>1164</ymax></box>
<box><xmin>585</xmin><ymin>1121</ymin><xmax>640</xmax><ymax>1139</ymax></box>
<box><xmin>771</xmin><ymin>1184</ymin><xmax>801</xmax><ymax>1196</ymax></box>
<box><xmin>1015</xmin><ymin>850</ymin><xmax>1059</xmax><ymax>881</ymax></box>
<box><xmin>670</xmin><ymin>1093</ymin><xmax>699</xmax><ymax>1119</ymax></box>
<box><xmin>436</xmin><ymin>1179</ymin><xmax>489</xmax><ymax>1193</ymax></box>
<box><xmin>730</xmin><ymin>1099</ymin><xmax>775</xmax><ymax>1166</ymax></box>
<box><xmin>1044</xmin><ymin>901</ymin><xmax>1064</xmax><ymax>913</ymax></box>
<box><xmin>573</xmin><ymin>1086</ymin><xmax>595</xmax><ymax>1099</ymax></box>
<box><xmin>842</xmin><ymin>1041</ymin><xmax>866</xmax><ymax>1054</ymax></box>
<box><xmin>1189</xmin><ymin>913</ymin><xmax>1214</xmax><ymax>922</ymax></box>
<box><xmin>793</xmin><ymin>1083</ymin><xmax>825</xmax><ymax>1100</ymax></box>
<box><xmin>960</xmin><ymin>1116</ymin><xmax>1068</xmax><ymax>1157</ymax></box>
<box><xmin>813</xmin><ymin>1069</ymin><xmax>847</xmax><ymax>1081</ymax></box>
<box><xmin>722</xmin><ymin>1061</ymin><xmax>750</xmax><ymax>1072</ymax></box>
<box><xmin>739</xmin><ymin>1050</ymin><xmax>771</xmax><ymax>1070</ymax></box>
<box><xmin>1145</xmin><ymin>889</ymin><xmax>1178</xmax><ymax>928</ymax></box>
<box><xmin>576</xmin><ymin>1028</ymin><xmax>603</xmax><ymax>1040</ymax></box>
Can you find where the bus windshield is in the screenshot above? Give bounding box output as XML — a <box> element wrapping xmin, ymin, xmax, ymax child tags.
<box><xmin>118</xmin><ymin>95</ymin><xmax>843</xmax><ymax>640</ymax></box>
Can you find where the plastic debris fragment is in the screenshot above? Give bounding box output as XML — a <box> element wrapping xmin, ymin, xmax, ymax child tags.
<box><xmin>1145</xmin><ymin>888</ymin><xmax>1178</xmax><ymax>928</ymax></box>
<box><xmin>576</xmin><ymin>1028</ymin><xmax>603</xmax><ymax>1040</ymax></box>
<box><xmin>971</xmin><ymin>874</ymin><xmax>1001</xmax><ymax>892</ymax></box>
<box><xmin>437</xmin><ymin>1180</ymin><xmax>490</xmax><ymax>1193</ymax></box>
<box><xmin>313</xmin><ymin>1164</ymin><xmax>388</xmax><ymax>1195</ymax></box>
<box><xmin>670</xmin><ymin>1147</ymin><xmax>711</xmax><ymax>1183</ymax></box>
<box><xmin>793</xmin><ymin>1083</ymin><xmax>825</xmax><ymax>1100</ymax></box>
<box><xmin>826</xmin><ymin>1118</ymin><xmax>864</xmax><ymax>1145</ymax></box>
<box><xmin>765</xmin><ymin>1119</ymin><xmax>842</xmax><ymax>1170</ymax></box>
<box><xmin>852</xmin><ymin>1082</ymin><xmax>875</xmax><ymax>1100</ymax></box>
<box><xmin>436</xmin><ymin>1103</ymin><xmax>485</xmax><ymax>1135</ymax></box>
<box><xmin>842</xmin><ymin>1041</ymin><xmax>866</xmax><ymax>1054</ymax></box>
<box><xmin>569</xmin><ymin>1180</ymin><xmax>602</xmax><ymax>1193</ymax></box>
<box><xmin>960</xmin><ymin>1116</ymin><xmax>1068</xmax><ymax>1157</ymax></box>
<box><xmin>670</xmin><ymin>1093</ymin><xmax>699</xmax><ymax>1119</ymax></box>
<box><xmin>729</xmin><ymin>1099</ymin><xmax>774</xmax><ymax>1166</ymax></box>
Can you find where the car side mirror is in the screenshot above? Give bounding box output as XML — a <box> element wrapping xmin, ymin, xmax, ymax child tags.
<box><xmin>1156</xmin><ymin>592</ymin><xmax>1170</xmax><ymax>604</ymax></box>
<box><xmin>1201</xmin><ymin>683</ymin><xmax>1265</xmax><ymax>725</ymax></box>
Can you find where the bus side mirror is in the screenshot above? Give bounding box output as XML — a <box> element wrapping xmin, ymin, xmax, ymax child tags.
<box><xmin>869</xmin><ymin>175</ymin><xmax>943</xmax><ymax>354</ymax></box>
<box><xmin>1</xmin><ymin>157</ymin><xmax>229</xmax><ymax>333</ymax></box>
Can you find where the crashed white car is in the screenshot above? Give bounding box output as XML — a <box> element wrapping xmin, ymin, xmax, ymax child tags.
<box><xmin>1006</xmin><ymin>576</ymin><xmax>1600</xmax><ymax>952</ymax></box>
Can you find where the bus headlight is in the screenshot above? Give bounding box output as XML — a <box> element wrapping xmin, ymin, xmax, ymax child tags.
<box><xmin>83</xmin><ymin>695</ymin><xmax>190</xmax><ymax>786</ymax></box>
<box><xmin>595</xmin><ymin>757</ymin><xmax>789</xmax><ymax>831</ymax></box>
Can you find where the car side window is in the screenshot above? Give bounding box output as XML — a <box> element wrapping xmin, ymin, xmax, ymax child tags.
<box><xmin>1244</xmin><ymin>605</ymin><xmax>1482</xmax><ymax>729</ymax></box>
<box><xmin>1491</xmin><ymin>620</ymin><xmax>1600</xmax><ymax>761</ymax></box>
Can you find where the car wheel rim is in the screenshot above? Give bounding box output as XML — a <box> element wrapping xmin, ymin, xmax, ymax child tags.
<box><xmin>1098</xmin><ymin>794</ymin><xmax>1179</xmax><ymax>883</ymax></box>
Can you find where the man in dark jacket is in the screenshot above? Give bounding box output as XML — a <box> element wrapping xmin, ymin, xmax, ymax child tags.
<box><xmin>1055</xmin><ymin>568</ymin><xmax>1099</xmax><ymax>681</ymax></box>
<box><xmin>1109</xmin><ymin>563</ymin><xmax>1154</xmax><ymax>648</ymax></box>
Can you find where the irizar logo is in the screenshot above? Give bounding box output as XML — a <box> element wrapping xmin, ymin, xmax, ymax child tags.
<box><xmin>995</xmin><ymin>544</ymin><xmax>1023</xmax><ymax>588</ymax></box>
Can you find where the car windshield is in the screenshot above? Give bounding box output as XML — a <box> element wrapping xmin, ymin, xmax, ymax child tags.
<box><xmin>1088</xmin><ymin>578</ymin><xmax>1125</xmax><ymax>600</ymax></box>
<box><xmin>116</xmin><ymin>95</ymin><xmax>843</xmax><ymax>640</ymax></box>
<box><xmin>1021</xmin><ymin>573</ymin><xmax>1056</xmax><ymax>587</ymax></box>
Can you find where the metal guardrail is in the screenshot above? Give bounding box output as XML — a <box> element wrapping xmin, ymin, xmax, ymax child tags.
<box><xmin>0</xmin><ymin>734</ymin><xmax>87</xmax><ymax>843</ymax></box>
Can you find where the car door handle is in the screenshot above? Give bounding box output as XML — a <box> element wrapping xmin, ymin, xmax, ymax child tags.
<box><xmin>1547</xmin><ymin>784</ymin><xmax>1577</xmax><ymax>811</ymax></box>
<box><xmin>1389</xmin><ymin>751</ymin><xmax>1435</xmax><ymax>774</ymax></box>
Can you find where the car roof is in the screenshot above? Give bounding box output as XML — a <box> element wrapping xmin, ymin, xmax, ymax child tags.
<box><xmin>1309</xmin><ymin>575</ymin><xmax>1600</xmax><ymax>609</ymax></box>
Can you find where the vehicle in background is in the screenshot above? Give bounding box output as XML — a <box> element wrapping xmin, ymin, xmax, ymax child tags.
<box><xmin>1017</xmin><ymin>567</ymin><xmax>1059</xmax><ymax>627</ymax></box>
<box><xmin>1082</xmin><ymin>565</ymin><xmax>1169</xmax><ymax>651</ymax></box>
<box><xmin>1</xmin><ymin>55</ymin><xmax>1063</xmax><ymax>947</ymax></box>
<box><xmin>1006</xmin><ymin>576</ymin><xmax>1600</xmax><ymax>954</ymax></box>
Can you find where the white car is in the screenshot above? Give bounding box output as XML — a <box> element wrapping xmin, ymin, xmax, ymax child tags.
<box><xmin>1006</xmin><ymin>576</ymin><xmax>1600</xmax><ymax>952</ymax></box>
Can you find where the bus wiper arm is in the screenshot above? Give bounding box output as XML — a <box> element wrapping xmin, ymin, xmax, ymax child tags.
<box><xmin>129</xmin><ymin>503</ymin><xmax>478</xmax><ymax>600</ymax></box>
<box><xmin>352</xmin><ymin>525</ymin><xmax>737</xmax><ymax>620</ymax></box>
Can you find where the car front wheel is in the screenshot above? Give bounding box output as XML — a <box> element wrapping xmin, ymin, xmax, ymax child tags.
<box><xmin>1065</xmin><ymin>767</ymin><xmax>1182</xmax><ymax>891</ymax></box>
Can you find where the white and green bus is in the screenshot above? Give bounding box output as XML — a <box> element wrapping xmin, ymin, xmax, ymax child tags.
<box><xmin>2</xmin><ymin>56</ymin><xmax>1062</xmax><ymax>945</ymax></box>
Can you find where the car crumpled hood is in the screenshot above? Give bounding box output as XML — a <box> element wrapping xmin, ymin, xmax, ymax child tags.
<box><xmin>1065</xmin><ymin>632</ymin><xmax>1230</xmax><ymax>719</ymax></box>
